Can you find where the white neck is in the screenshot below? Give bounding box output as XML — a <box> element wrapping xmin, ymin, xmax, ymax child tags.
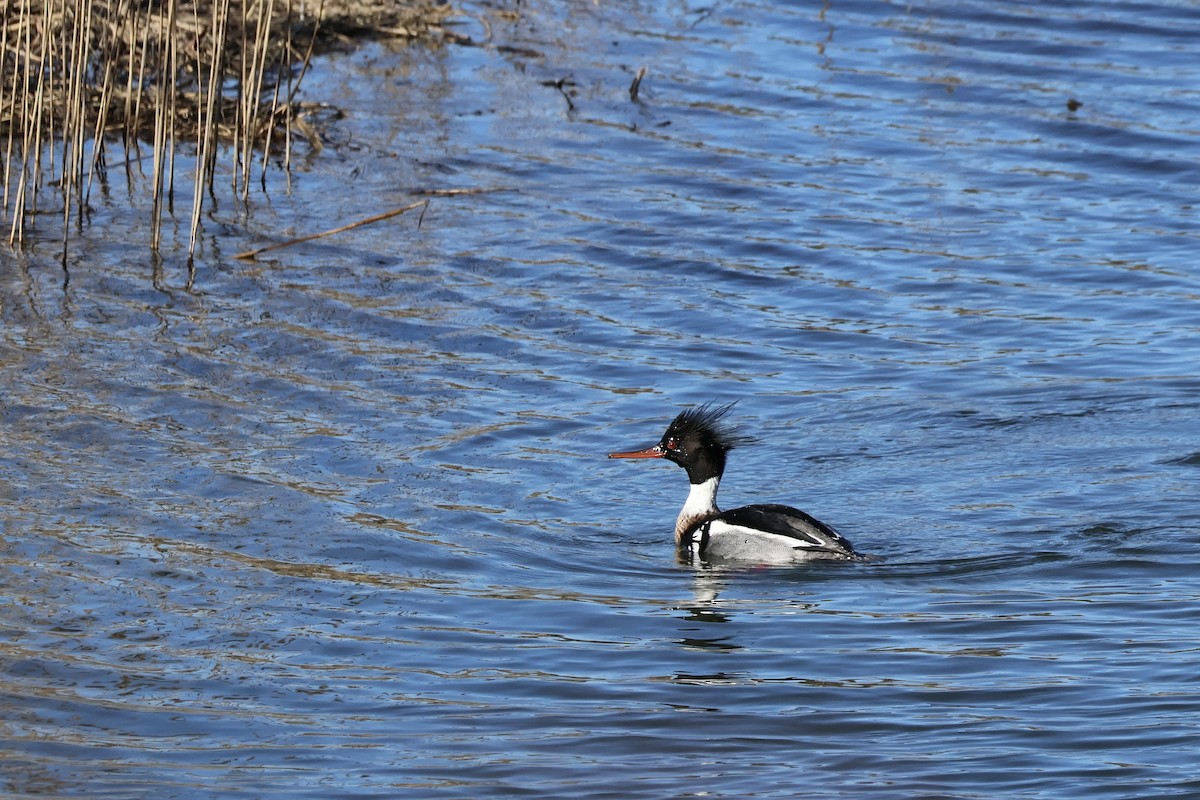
<box><xmin>676</xmin><ymin>476</ymin><xmax>720</xmax><ymax>543</ymax></box>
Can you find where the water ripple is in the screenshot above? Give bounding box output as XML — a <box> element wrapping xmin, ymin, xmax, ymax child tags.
<box><xmin>3</xmin><ymin>0</ymin><xmax>1200</xmax><ymax>797</ymax></box>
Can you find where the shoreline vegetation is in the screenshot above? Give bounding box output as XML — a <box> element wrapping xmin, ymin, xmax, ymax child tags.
<box><xmin>1</xmin><ymin>0</ymin><xmax>452</xmax><ymax>255</ymax></box>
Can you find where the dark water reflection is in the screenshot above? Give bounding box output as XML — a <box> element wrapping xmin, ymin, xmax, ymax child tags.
<box><xmin>4</xmin><ymin>0</ymin><xmax>1200</xmax><ymax>797</ymax></box>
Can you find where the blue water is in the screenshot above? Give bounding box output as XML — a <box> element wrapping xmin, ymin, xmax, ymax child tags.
<box><xmin>4</xmin><ymin>0</ymin><xmax>1200</xmax><ymax>797</ymax></box>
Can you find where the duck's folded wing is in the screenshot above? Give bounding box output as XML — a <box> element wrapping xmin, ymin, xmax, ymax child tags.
<box><xmin>716</xmin><ymin>504</ymin><xmax>856</xmax><ymax>555</ymax></box>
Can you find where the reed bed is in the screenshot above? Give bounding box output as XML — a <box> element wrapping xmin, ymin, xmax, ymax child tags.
<box><xmin>1</xmin><ymin>0</ymin><xmax>450</xmax><ymax>253</ymax></box>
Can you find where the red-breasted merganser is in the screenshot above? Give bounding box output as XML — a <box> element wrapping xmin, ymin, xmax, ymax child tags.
<box><xmin>609</xmin><ymin>402</ymin><xmax>859</xmax><ymax>564</ymax></box>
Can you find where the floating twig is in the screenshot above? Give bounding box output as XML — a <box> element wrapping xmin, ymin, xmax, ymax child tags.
<box><xmin>629</xmin><ymin>66</ymin><xmax>648</xmax><ymax>102</ymax></box>
<box><xmin>411</xmin><ymin>186</ymin><xmax>507</xmax><ymax>197</ymax></box>
<box><xmin>233</xmin><ymin>199</ymin><xmax>429</xmax><ymax>260</ymax></box>
<box><xmin>541</xmin><ymin>77</ymin><xmax>577</xmax><ymax>112</ymax></box>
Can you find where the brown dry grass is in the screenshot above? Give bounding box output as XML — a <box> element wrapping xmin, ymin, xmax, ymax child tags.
<box><xmin>0</xmin><ymin>0</ymin><xmax>451</xmax><ymax>253</ymax></box>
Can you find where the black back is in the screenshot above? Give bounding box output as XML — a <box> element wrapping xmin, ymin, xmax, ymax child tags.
<box><xmin>714</xmin><ymin>504</ymin><xmax>856</xmax><ymax>555</ymax></box>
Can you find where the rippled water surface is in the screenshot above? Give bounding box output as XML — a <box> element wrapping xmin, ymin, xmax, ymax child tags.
<box><xmin>5</xmin><ymin>1</ymin><xmax>1200</xmax><ymax>797</ymax></box>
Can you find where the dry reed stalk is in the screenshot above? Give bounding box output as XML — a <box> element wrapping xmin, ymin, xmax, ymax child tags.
<box><xmin>62</xmin><ymin>0</ymin><xmax>92</xmax><ymax>242</ymax></box>
<box><xmin>149</xmin><ymin>5</ymin><xmax>174</xmax><ymax>248</ymax></box>
<box><xmin>1</xmin><ymin>0</ymin><xmax>451</xmax><ymax>255</ymax></box>
<box><xmin>85</xmin><ymin>0</ymin><xmax>117</xmax><ymax>200</ymax></box>
<box><xmin>188</xmin><ymin>0</ymin><xmax>229</xmax><ymax>256</ymax></box>
<box><xmin>232</xmin><ymin>198</ymin><xmax>428</xmax><ymax>260</ymax></box>
<box><xmin>2</xmin><ymin>7</ymin><xmax>17</xmax><ymax>229</ymax></box>
<box><xmin>239</xmin><ymin>0</ymin><xmax>275</xmax><ymax>200</ymax></box>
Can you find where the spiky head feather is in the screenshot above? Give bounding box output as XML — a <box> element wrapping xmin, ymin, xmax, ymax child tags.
<box><xmin>663</xmin><ymin>401</ymin><xmax>755</xmax><ymax>454</ymax></box>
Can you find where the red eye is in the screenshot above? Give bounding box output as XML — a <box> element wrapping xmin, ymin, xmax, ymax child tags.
<box><xmin>665</xmin><ymin>438</ymin><xmax>679</xmax><ymax>451</ymax></box>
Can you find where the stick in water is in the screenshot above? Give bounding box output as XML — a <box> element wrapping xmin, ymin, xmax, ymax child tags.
<box><xmin>629</xmin><ymin>66</ymin><xmax>648</xmax><ymax>102</ymax></box>
<box><xmin>233</xmin><ymin>199</ymin><xmax>430</xmax><ymax>260</ymax></box>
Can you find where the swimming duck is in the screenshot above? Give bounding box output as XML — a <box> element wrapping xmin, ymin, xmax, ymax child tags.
<box><xmin>609</xmin><ymin>402</ymin><xmax>859</xmax><ymax>564</ymax></box>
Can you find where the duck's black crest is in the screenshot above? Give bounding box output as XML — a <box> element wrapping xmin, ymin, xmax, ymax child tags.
<box><xmin>666</xmin><ymin>401</ymin><xmax>756</xmax><ymax>452</ymax></box>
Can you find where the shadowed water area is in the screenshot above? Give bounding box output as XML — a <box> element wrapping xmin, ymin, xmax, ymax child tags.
<box><xmin>4</xmin><ymin>1</ymin><xmax>1200</xmax><ymax>797</ymax></box>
